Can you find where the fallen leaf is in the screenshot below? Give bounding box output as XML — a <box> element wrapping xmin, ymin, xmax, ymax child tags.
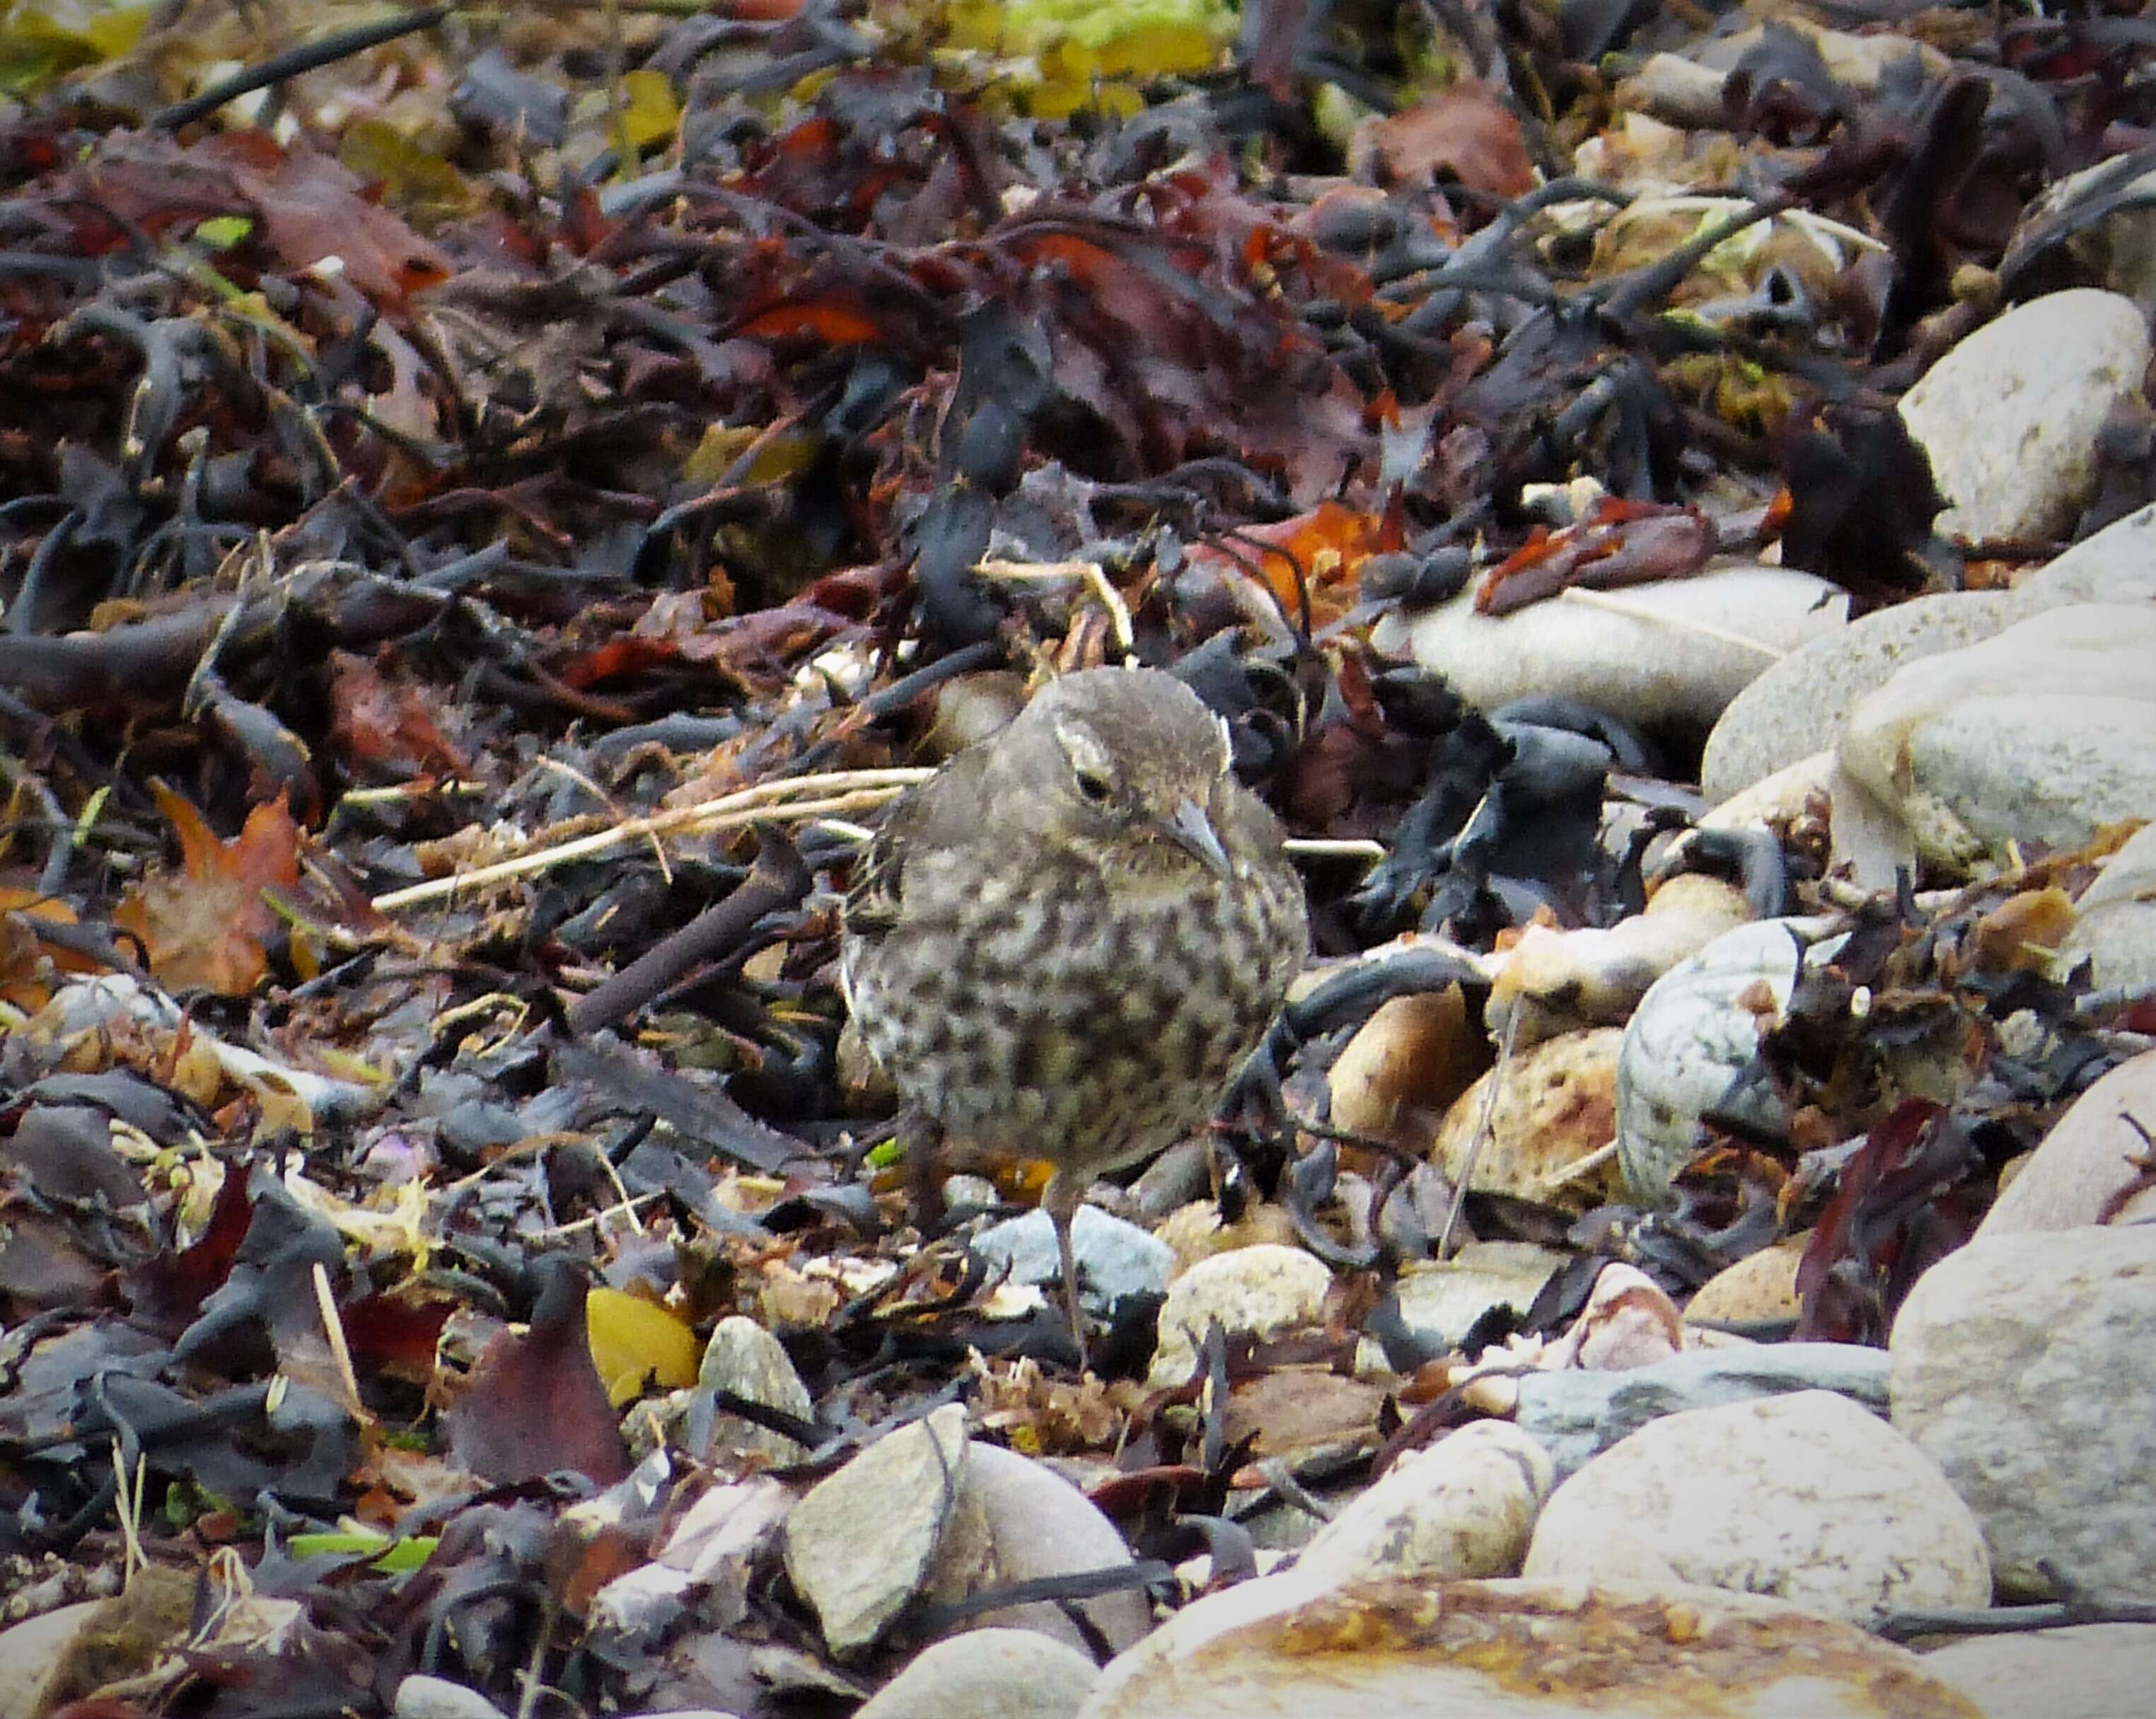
<box><xmin>115</xmin><ymin>784</ymin><xmax>301</xmax><ymax>996</ymax></box>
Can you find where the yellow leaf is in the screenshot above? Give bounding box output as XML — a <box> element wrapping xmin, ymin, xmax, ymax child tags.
<box><xmin>620</xmin><ymin>69</ymin><xmax>680</xmax><ymax>154</ymax></box>
<box><xmin>586</xmin><ymin>1287</ymin><xmax>698</xmax><ymax>1406</ymax></box>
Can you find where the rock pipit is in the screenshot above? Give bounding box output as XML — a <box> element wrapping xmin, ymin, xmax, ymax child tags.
<box><xmin>842</xmin><ymin>666</ymin><xmax>1309</xmax><ymax>1365</ymax></box>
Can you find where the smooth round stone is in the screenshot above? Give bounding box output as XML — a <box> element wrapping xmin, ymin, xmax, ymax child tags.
<box><xmin>1294</xmin><ymin>1420</ymin><xmax>1554</xmax><ymax>1585</ymax></box>
<box><xmin>1369</xmin><ymin>562</ymin><xmax>1847</xmax><ymax>732</ymax></box>
<box><xmin>1522</xmin><ymin>1390</ymin><xmax>1990</xmax><ymax>1624</ymax></box>
<box><xmin>2019</xmin><ymin>498</ymin><xmax>2156</xmax><ymax>606</ymax></box>
<box><xmin>928</xmin><ymin>1442</ymin><xmax>1152</xmax><ymax>1655</ymax></box>
<box><xmin>1979</xmin><ymin>1048</ymin><xmax>2156</xmax><ymax>1235</ymax></box>
<box><xmin>971</xmin><ymin>1205</ymin><xmax>1173</xmax><ymax>1316</ymax></box>
<box><xmin>1683</xmin><ymin>1234</ymin><xmax>1808</xmax><ymax>1329</ymax></box>
<box><xmin>1615</xmin><ymin>917</ymin><xmax>1843</xmax><ymax>1206</ymax></box>
<box><xmin>1430</xmin><ymin>1027</ymin><xmax>1624</xmax><ymax>1214</ymax></box>
<box><xmin>394</xmin><ymin>1677</ymin><xmax>509</xmax><ymax>1719</ymax></box>
<box><xmin>0</xmin><ymin>1602</ymin><xmax>106</xmax><ymax>1719</ymax></box>
<box><xmin>1700</xmin><ymin>591</ymin><xmax>2024</xmax><ymax>804</ymax></box>
<box><xmin>1485</xmin><ymin>874</ymin><xmax>1754</xmax><ymax>1044</ymax></box>
<box><xmin>1514</xmin><ymin>1343</ymin><xmax>1891</xmax><ymax>1480</ymax></box>
<box><xmin>1076</xmin><ymin>1573</ymin><xmax>1980</xmax><ymax>1718</ymax></box>
<box><xmin>1698</xmin><ymin>750</ymin><xmax>1833</xmax><ymax>831</ymax></box>
<box><xmin>1327</xmin><ymin>988</ymin><xmax>1478</xmax><ymax>1139</ymax></box>
<box><xmin>2058</xmin><ymin>825</ymin><xmax>2156</xmax><ymax>995</ymax></box>
<box><xmin>1836</xmin><ymin>601</ymin><xmax>2156</xmax><ymax>875</ymax></box>
<box><xmin>1891</xmin><ymin>1224</ymin><xmax>2156</xmax><ymax>1603</ymax></box>
<box><xmin>1704</xmin><ymin>495</ymin><xmax>2156</xmax><ymax>806</ymax></box>
<box><xmin>1149</xmin><ymin>1244</ymin><xmax>1332</xmax><ymax>1388</ymax></box>
<box><xmin>1898</xmin><ymin>288</ymin><xmax>2152</xmax><ymax>543</ymax></box>
<box><xmin>856</xmin><ymin>1628</ymin><xmax>1099</xmax><ymax>1719</ymax></box>
<box><xmin>1919</xmin><ymin>1624</ymin><xmax>2156</xmax><ymax>1719</ymax></box>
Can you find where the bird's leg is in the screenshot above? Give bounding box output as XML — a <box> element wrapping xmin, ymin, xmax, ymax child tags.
<box><xmin>1043</xmin><ymin>1168</ymin><xmax>1089</xmax><ymax>1372</ymax></box>
<box><xmin>901</xmin><ymin>1109</ymin><xmax>946</xmax><ymax>1239</ymax></box>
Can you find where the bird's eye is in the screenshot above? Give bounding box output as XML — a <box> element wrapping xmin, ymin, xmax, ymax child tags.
<box><xmin>1074</xmin><ymin>767</ymin><xmax>1113</xmax><ymax>804</ymax></box>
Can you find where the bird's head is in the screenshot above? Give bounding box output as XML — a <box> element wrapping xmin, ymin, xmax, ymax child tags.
<box><xmin>993</xmin><ymin>667</ymin><xmax>1239</xmax><ymax>881</ymax></box>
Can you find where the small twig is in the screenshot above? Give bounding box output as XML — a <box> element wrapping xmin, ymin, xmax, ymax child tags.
<box><xmin>340</xmin><ymin>782</ymin><xmax>488</xmax><ymax>809</ymax></box>
<box><xmin>311</xmin><ymin>1261</ymin><xmax>365</xmax><ymax>1420</ymax></box>
<box><xmin>1282</xmin><ymin>837</ymin><xmax>1385</xmax><ymax>863</ymax></box>
<box><xmin>111</xmin><ymin>1439</ymin><xmax>148</xmax><ymax>1585</ymax></box>
<box><xmin>369</xmin><ymin>768</ymin><xmax>929</xmax><ymax>912</ymax></box>
<box><xmin>975</xmin><ymin>557</ymin><xmax>1137</xmax><ymax>662</ymax></box>
<box><xmin>1528</xmin><ymin>1138</ymin><xmax>1620</xmax><ymax>1198</ymax></box>
<box><xmin>601</xmin><ymin>0</ymin><xmax>633</xmax><ymax>180</ymax></box>
<box><xmin>537</xmin><ymin>756</ymin><xmax>671</xmax><ymax>884</ymax></box>
<box><xmin>528</xmin><ymin>1191</ymin><xmax>666</xmax><ymax>1242</ymax></box>
<box><xmin>514</xmin><ymin>1600</ymin><xmax>559</xmax><ymax>1719</ymax></box>
<box><xmin>1438</xmin><ymin>1002</ymin><xmax>1519</xmax><ymax>1257</ymax></box>
<box><xmin>2075</xmin><ymin>980</ymin><xmax>2156</xmax><ymax>1019</ymax></box>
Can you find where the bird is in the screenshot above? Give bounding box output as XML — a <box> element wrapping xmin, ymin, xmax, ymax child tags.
<box><xmin>840</xmin><ymin>664</ymin><xmax>1309</xmax><ymax>1366</ymax></box>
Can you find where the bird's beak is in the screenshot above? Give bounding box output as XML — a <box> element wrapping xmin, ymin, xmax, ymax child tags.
<box><xmin>1160</xmin><ymin>797</ymin><xmax>1231</xmax><ymax>878</ymax></box>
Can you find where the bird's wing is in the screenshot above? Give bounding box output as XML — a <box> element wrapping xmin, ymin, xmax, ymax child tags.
<box><xmin>840</xmin><ymin>747</ymin><xmax>990</xmax><ymax>937</ymax></box>
<box><xmin>842</xmin><ymin>809</ymin><xmax>909</xmax><ymax>936</ymax></box>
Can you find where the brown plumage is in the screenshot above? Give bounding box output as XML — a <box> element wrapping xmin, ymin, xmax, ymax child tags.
<box><xmin>841</xmin><ymin>666</ymin><xmax>1309</xmax><ymax>1364</ymax></box>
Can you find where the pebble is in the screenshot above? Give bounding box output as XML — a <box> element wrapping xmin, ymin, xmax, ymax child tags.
<box><xmin>1890</xmin><ymin>1224</ymin><xmax>2156</xmax><ymax>1603</ymax></box>
<box><xmin>0</xmin><ymin>1602</ymin><xmax>111</xmax><ymax>1719</ymax></box>
<box><xmin>1696</xmin><ymin>750</ymin><xmax>1833</xmax><ymax>832</ymax></box>
<box><xmin>1514</xmin><ymin>1343</ymin><xmax>1892</xmax><ymax>1478</ymax></box>
<box><xmin>1918</xmin><ymin>1624</ymin><xmax>2156</xmax><ymax>1719</ymax></box>
<box><xmin>1835</xmin><ymin>601</ymin><xmax>2156</xmax><ymax>879</ymax></box>
<box><xmin>927</xmin><ymin>1441</ymin><xmax>1152</xmax><ymax>1655</ymax></box>
<box><xmin>1075</xmin><ymin>1573</ymin><xmax>1981</xmax><ymax>1718</ymax></box>
<box><xmin>1354</xmin><ymin>1242</ymin><xmax>1568</xmax><ymax>1372</ymax></box>
<box><xmin>971</xmin><ymin>1205</ymin><xmax>1174</xmax><ymax>1317</ymax></box>
<box><xmin>1612</xmin><ymin>54</ymin><xmax>1727</xmax><ymax>129</ymax></box>
<box><xmin>1541</xmin><ymin>1263</ymin><xmax>1687</xmax><ymax>1372</ymax></box>
<box><xmin>1148</xmin><ymin>1244</ymin><xmax>1333</xmax><ymax>1389</ymax></box>
<box><xmin>2058</xmin><ymin>825</ymin><xmax>2156</xmax><ymax>995</ymax></box>
<box><xmin>1978</xmin><ymin>1049</ymin><xmax>2156</xmax><ymax>1235</ymax></box>
<box><xmin>693</xmin><ymin>1316</ymin><xmax>815</xmax><ymax>1464</ymax></box>
<box><xmin>625</xmin><ymin>1711</ymin><xmax>745</xmax><ymax>1719</ymax></box>
<box><xmin>1700</xmin><ymin>590</ymin><xmax>2025</xmax><ymax>804</ymax></box>
<box><xmin>1693</xmin><ymin>18</ymin><xmax>1950</xmax><ymax>91</ymax></box>
<box><xmin>1681</xmin><ymin>1234</ymin><xmax>1808</xmax><ymax>1329</ymax></box>
<box><xmin>2018</xmin><ymin>497</ymin><xmax>2156</xmax><ymax>606</ymax></box>
<box><xmin>855</xmin><ymin>1627</ymin><xmax>1099</xmax><ymax>1719</ymax></box>
<box><xmin>782</xmin><ymin>1403</ymin><xmax>969</xmax><ymax>1655</ymax></box>
<box><xmin>1898</xmin><ymin>288</ymin><xmax>2152</xmax><ymax>543</ymax></box>
<box><xmin>1293</xmin><ymin>1420</ymin><xmax>1553</xmax><ymax>1585</ymax></box>
<box><xmin>1522</xmin><ymin>1389</ymin><xmax>1990</xmax><ymax>1623</ymax></box>
<box><xmin>1485</xmin><ymin>874</ymin><xmax>1755</xmax><ymax>1045</ymax></box>
<box><xmin>1614</xmin><ymin>916</ymin><xmax>1843</xmax><ymax>1205</ymax></box>
<box><xmin>1430</xmin><ymin>1027</ymin><xmax>1623</xmax><ymax>1213</ymax></box>
<box><xmin>1326</xmin><ymin>988</ymin><xmax>1478</xmax><ymax>1139</ymax></box>
<box><xmin>2007</xmin><ymin>151</ymin><xmax>2156</xmax><ymax>312</ymax></box>
<box><xmin>1369</xmin><ymin>562</ymin><xmax>1845</xmax><ymax>731</ymax></box>
<box><xmin>1703</xmin><ymin>492</ymin><xmax>2156</xmax><ymax>808</ymax></box>
<box><xmin>393</xmin><ymin>1678</ymin><xmax>508</xmax><ymax>1719</ymax></box>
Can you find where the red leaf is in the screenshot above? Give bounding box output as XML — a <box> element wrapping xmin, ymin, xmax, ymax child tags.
<box><xmin>1356</xmin><ymin>85</ymin><xmax>1536</xmax><ymax>198</ymax></box>
<box><xmin>736</xmin><ymin>300</ymin><xmax>883</xmax><ymax>345</ymax></box>
<box><xmin>444</xmin><ymin>1259</ymin><xmax>627</xmax><ymax>1487</ymax></box>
